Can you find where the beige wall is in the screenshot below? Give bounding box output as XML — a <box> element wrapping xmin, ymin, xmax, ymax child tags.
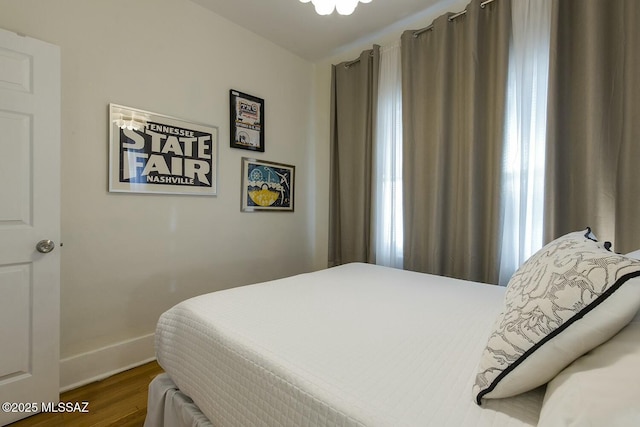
<box><xmin>0</xmin><ymin>0</ymin><xmax>321</xmax><ymax>388</ymax></box>
<box><xmin>0</xmin><ymin>0</ymin><xmax>471</xmax><ymax>390</ymax></box>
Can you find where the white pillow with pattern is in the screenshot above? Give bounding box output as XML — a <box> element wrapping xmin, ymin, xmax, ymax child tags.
<box><xmin>473</xmin><ymin>228</ymin><xmax>640</xmax><ymax>404</ymax></box>
<box><xmin>627</xmin><ymin>249</ymin><xmax>640</xmax><ymax>260</ymax></box>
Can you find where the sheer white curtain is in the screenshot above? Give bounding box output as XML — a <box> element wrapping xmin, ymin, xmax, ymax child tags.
<box><xmin>499</xmin><ymin>0</ymin><xmax>552</xmax><ymax>285</ymax></box>
<box><xmin>374</xmin><ymin>42</ymin><xmax>403</xmax><ymax>268</ymax></box>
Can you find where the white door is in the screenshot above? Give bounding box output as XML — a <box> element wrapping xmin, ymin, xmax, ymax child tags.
<box><xmin>0</xmin><ymin>28</ymin><xmax>60</xmax><ymax>425</ymax></box>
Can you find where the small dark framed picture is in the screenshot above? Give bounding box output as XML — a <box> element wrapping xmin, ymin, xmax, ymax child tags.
<box><xmin>241</xmin><ymin>157</ymin><xmax>294</xmax><ymax>212</ymax></box>
<box><xmin>230</xmin><ymin>89</ymin><xmax>264</xmax><ymax>152</ymax></box>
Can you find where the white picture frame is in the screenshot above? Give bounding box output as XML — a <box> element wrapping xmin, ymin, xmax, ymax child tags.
<box><xmin>109</xmin><ymin>103</ymin><xmax>218</xmax><ymax>196</ymax></box>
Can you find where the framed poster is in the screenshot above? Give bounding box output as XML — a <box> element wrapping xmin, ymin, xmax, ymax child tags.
<box><xmin>109</xmin><ymin>104</ymin><xmax>218</xmax><ymax>196</ymax></box>
<box><xmin>241</xmin><ymin>158</ymin><xmax>294</xmax><ymax>212</ymax></box>
<box><xmin>230</xmin><ymin>89</ymin><xmax>264</xmax><ymax>152</ymax></box>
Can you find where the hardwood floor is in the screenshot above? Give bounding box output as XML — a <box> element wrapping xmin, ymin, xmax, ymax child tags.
<box><xmin>9</xmin><ymin>361</ymin><xmax>164</xmax><ymax>427</ymax></box>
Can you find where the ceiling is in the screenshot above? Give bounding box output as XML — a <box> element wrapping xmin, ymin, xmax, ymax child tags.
<box><xmin>190</xmin><ymin>0</ymin><xmax>447</xmax><ymax>62</ymax></box>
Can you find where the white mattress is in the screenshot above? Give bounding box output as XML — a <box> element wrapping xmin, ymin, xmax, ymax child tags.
<box><xmin>156</xmin><ymin>263</ymin><xmax>544</xmax><ymax>427</ymax></box>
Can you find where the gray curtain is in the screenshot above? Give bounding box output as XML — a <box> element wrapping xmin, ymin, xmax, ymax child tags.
<box><xmin>329</xmin><ymin>46</ymin><xmax>380</xmax><ymax>267</ymax></box>
<box><xmin>401</xmin><ymin>0</ymin><xmax>511</xmax><ymax>284</ymax></box>
<box><xmin>545</xmin><ymin>0</ymin><xmax>640</xmax><ymax>251</ymax></box>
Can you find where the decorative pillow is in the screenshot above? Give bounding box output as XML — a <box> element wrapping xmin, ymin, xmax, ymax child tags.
<box><xmin>473</xmin><ymin>228</ymin><xmax>640</xmax><ymax>404</ymax></box>
<box><xmin>538</xmin><ymin>310</ymin><xmax>640</xmax><ymax>426</ymax></box>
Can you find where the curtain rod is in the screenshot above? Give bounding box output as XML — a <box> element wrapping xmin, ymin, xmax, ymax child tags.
<box><xmin>344</xmin><ymin>51</ymin><xmax>374</xmax><ymax>68</ymax></box>
<box><xmin>343</xmin><ymin>0</ymin><xmax>497</xmax><ymax>67</ymax></box>
<box><xmin>413</xmin><ymin>0</ymin><xmax>497</xmax><ymax>38</ymax></box>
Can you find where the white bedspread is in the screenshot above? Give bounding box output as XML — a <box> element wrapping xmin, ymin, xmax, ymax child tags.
<box><xmin>156</xmin><ymin>263</ymin><xmax>543</xmax><ymax>427</ymax></box>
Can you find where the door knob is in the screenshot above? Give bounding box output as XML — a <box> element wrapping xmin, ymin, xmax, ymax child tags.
<box><xmin>36</xmin><ymin>239</ymin><xmax>55</xmax><ymax>254</ymax></box>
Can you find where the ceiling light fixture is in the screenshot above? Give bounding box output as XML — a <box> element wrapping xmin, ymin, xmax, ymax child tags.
<box><xmin>300</xmin><ymin>0</ymin><xmax>372</xmax><ymax>16</ymax></box>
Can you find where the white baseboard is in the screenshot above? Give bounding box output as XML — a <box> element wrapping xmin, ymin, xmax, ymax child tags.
<box><xmin>59</xmin><ymin>333</ymin><xmax>156</xmax><ymax>392</ymax></box>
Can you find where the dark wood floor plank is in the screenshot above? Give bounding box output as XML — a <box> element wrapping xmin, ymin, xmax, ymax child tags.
<box><xmin>9</xmin><ymin>361</ymin><xmax>163</xmax><ymax>427</ymax></box>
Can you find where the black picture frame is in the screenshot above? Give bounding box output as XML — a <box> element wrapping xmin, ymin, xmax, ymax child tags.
<box><xmin>230</xmin><ymin>89</ymin><xmax>264</xmax><ymax>152</ymax></box>
<box><xmin>241</xmin><ymin>157</ymin><xmax>295</xmax><ymax>212</ymax></box>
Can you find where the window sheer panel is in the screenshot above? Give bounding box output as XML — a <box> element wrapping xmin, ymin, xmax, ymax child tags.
<box><xmin>498</xmin><ymin>0</ymin><xmax>551</xmax><ymax>285</ymax></box>
<box><xmin>374</xmin><ymin>43</ymin><xmax>403</xmax><ymax>268</ymax></box>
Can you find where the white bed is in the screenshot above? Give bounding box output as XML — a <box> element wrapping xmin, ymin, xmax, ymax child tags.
<box><xmin>147</xmin><ymin>263</ymin><xmax>544</xmax><ymax>427</ymax></box>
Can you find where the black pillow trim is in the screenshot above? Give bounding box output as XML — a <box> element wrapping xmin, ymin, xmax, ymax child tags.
<box><xmin>475</xmin><ymin>269</ymin><xmax>640</xmax><ymax>405</ymax></box>
<box><xmin>584</xmin><ymin>226</ymin><xmax>597</xmax><ymax>241</ymax></box>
